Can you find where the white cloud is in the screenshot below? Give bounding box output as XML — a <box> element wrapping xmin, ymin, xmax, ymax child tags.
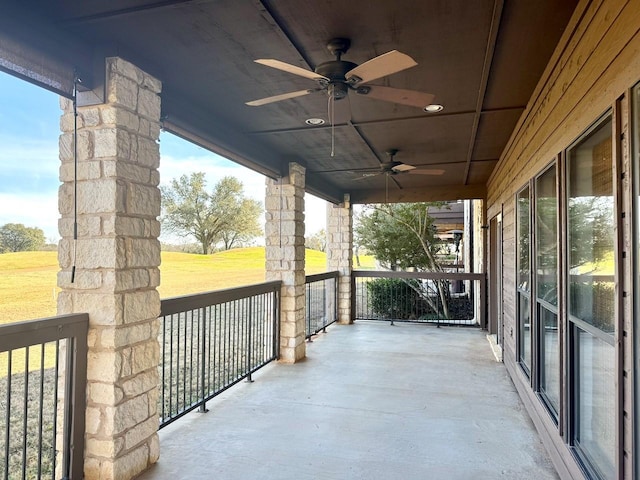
<box><xmin>0</xmin><ymin>137</ymin><xmax>59</xmax><ymax>193</ymax></box>
<box><xmin>0</xmin><ymin>192</ymin><xmax>59</xmax><ymax>241</ymax></box>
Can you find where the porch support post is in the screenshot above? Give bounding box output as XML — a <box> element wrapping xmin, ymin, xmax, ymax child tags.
<box><xmin>57</xmin><ymin>57</ymin><xmax>162</xmax><ymax>479</ymax></box>
<box><xmin>265</xmin><ymin>163</ymin><xmax>306</xmax><ymax>363</ymax></box>
<box><xmin>327</xmin><ymin>194</ymin><xmax>353</xmax><ymax>324</ymax></box>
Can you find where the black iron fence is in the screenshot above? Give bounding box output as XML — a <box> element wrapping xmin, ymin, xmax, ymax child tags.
<box><xmin>158</xmin><ymin>281</ymin><xmax>281</xmax><ymax>428</ymax></box>
<box><xmin>353</xmin><ymin>271</ymin><xmax>486</xmax><ymax>326</ymax></box>
<box><xmin>0</xmin><ymin>314</ymin><xmax>88</xmax><ymax>480</ymax></box>
<box><xmin>305</xmin><ymin>271</ymin><xmax>338</xmax><ymax>340</ymax></box>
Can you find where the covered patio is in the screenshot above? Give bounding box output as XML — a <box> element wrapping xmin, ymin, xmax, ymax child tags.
<box><xmin>139</xmin><ymin>322</ymin><xmax>556</xmax><ymax>480</ymax></box>
<box><xmin>2</xmin><ymin>1</ymin><xmax>638</xmax><ymax>479</ymax></box>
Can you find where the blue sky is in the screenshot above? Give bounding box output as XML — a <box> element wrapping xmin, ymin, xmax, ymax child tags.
<box><xmin>0</xmin><ymin>71</ymin><xmax>326</xmax><ymax>243</ymax></box>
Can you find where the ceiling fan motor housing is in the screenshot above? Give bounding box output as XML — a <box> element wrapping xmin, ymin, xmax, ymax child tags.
<box><xmin>315</xmin><ymin>60</ymin><xmax>358</xmax><ymax>99</ymax></box>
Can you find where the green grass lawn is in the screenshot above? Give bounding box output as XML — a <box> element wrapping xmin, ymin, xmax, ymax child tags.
<box><xmin>0</xmin><ymin>247</ymin><xmax>375</xmax><ymax>324</ymax></box>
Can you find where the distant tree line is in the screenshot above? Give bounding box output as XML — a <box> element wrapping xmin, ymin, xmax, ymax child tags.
<box><xmin>0</xmin><ymin>223</ymin><xmax>45</xmax><ymax>253</ymax></box>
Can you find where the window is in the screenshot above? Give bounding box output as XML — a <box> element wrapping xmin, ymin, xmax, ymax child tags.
<box><xmin>634</xmin><ymin>81</ymin><xmax>640</xmax><ymax>480</ymax></box>
<box><xmin>516</xmin><ymin>186</ymin><xmax>531</xmax><ymax>374</ymax></box>
<box><xmin>535</xmin><ymin>165</ymin><xmax>559</xmax><ymax>418</ymax></box>
<box><xmin>567</xmin><ymin>115</ymin><xmax>615</xmax><ymax>480</ymax></box>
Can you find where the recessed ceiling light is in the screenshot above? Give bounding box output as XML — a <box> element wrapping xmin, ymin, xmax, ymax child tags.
<box><xmin>424</xmin><ymin>104</ymin><xmax>444</xmax><ymax>113</ymax></box>
<box><xmin>305</xmin><ymin>118</ymin><xmax>325</xmax><ymax>126</ymax></box>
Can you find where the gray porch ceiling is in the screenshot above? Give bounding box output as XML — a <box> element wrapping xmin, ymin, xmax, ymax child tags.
<box><xmin>0</xmin><ymin>0</ymin><xmax>577</xmax><ymax>204</ymax></box>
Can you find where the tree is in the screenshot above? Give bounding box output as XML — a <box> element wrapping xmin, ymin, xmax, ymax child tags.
<box><xmin>305</xmin><ymin>229</ymin><xmax>326</xmax><ymax>252</ymax></box>
<box><xmin>355</xmin><ymin>202</ymin><xmax>451</xmax><ymax>317</ymax></box>
<box><xmin>567</xmin><ymin>196</ymin><xmax>614</xmax><ymax>270</ymax></box>
<box><xmin>219</xmin><ymin>197</ymin><xmax>263</xmax><ymax>250</ymax></box>
<box><xmin>0</xmin><ymin>223</ymin><xmax>45</xmax><ymax>253</ymax></box>
<box><xmin>356</xmin><ymin>203</ymin><xmax>445</xmax><ymax>271</ymax></box>
<box><xmin>161</xmin><ymin>173</ymin><xmax>263</xmax><ymax>254</ymax></box>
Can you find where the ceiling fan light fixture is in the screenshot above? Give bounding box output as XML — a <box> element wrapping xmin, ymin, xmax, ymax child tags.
<box><xmin>305</xmin><ymin>118</ymin><xmax>325</xmax><ymax>126</ymax></box>
<box><xmin>424</xmin><ymin>104</ymin><xmax>444</xmax><ymax>113</ymax></box>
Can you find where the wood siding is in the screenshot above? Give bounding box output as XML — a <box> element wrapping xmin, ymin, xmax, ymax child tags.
<box><xmin>486</xmin><ymin>1</ymin><xmax>640</xmax><ymax>478</ymax></box>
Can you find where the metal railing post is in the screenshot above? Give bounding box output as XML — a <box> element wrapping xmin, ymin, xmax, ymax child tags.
<box><xmin>71</xmin><ymin>325</ymin><xmax>88</xmax><ymax>480</ymax></box>
<box><xmin>322</xmin><ymin>279</ymin><xmax>327</xmax><ymax>333</ymax></box>
<box><xmin>61</xmin><ymin>337</ymin><xmax>77</xmax><ymax>480</ymax></box>
<box><xmin>350</xmin><ymin>274</ymin><xmax>356</xmax><ymax>323</ymax></box>
<box><xmin>274</xmin><ymin>286</ymin><xmax>280</xmax><ymax>359</ymax></box>
<box><xmin>246</xmin><ymin>298</ymin><xmax>254</xmax><ymax>383</ymax></box>
<box><xmin>199</xmin><ymin>307</ymin><xmax>208</xmax><ymax>413</ymax></box>
<box><xmin>334</xmin><ymin>275</ymin><xmax>339</xmax><ymax>325</ymax></box>
<box><xmin>306</xmin><ymin>283</ymin><xmax>313</xmax><ymax>342</ymax></box>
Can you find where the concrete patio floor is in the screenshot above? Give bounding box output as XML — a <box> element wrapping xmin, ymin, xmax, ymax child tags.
<box><xmin>138</xmin><ymin>321</ymin><xmax>557</xmax><ymax>480</ymax></box>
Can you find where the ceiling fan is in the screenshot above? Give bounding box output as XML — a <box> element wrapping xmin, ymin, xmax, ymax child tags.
<box><xmin>246</xmin><ymin>38</ymin><xmax>435</xmax><ymax>109</ymax></box>
<box><xmin>356</xmin><ymin>149</ymin><xmax>445</xmax><ymax>179</ymax></box>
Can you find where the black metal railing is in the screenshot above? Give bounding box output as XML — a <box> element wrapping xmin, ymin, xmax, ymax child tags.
<box><xmin>305</xmin><ymin>271</ymin><xmax>338</xmax><ymax>340</ymax></box>
<box><xmin>352</xmin><ymin>271</ymin><xmax>486</xmax><ymax>326</ymax></box>
<box><xmin>158</xmin><ymin>281</ymin><xmax>281</xmax><ymax>429</ymax></box>
<box><xmin>0</xmin><ymin>314</ymin><xmax>88</xmax><ymax>480</ymax></box>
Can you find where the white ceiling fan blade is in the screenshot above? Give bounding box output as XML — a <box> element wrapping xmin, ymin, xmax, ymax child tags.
<box><xmin>408</xmin><ymin>168</ymin><xmax>446</xmax><ymax>175</ymax></box>
<box><xmin>254</xmin><ymin>59</ymin><xmax>329</xmax><ymax>81</ymax></box>
<box><xmin>392</xmin><ymin>163</ymin><xmax>416</xmax><ymax>173</ymax></box>
<box><xmin>345</xmin><ymin>50</ymin><xmax>417</xmax><ymax>84</ymax></box>
<box><xmin>246</xmin><ymin>89</ymin><xmax>316</xmax><ymax>106</ymax></box>
<box><xmin>357</xmin><ymin>85</ymin><xmax>435</xmax><ymax>108</ymax></box>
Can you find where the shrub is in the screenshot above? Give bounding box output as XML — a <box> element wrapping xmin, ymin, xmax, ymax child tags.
<box><xmin>366</xmin><ymin>278</ymin><xmax>440</xmax><ymax>320</ymax></box>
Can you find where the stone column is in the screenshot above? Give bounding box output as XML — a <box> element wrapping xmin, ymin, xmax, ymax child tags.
<box><xmin>327</xmin><ymin>195</ymin><xmax>353</xmax><ymax>324</ymax></box>
<box><xmin>57</xmin><ymin>57</ymin><xmax>162</xmax><ymax>480</ymax></box>
<box><xmin>265</xmin><ymin>163</ymin><xmax>306</xmax><ymax>363</ymax></box>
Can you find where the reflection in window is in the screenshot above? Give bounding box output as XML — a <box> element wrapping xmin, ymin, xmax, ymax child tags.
<box><xmin>536</xmin><ymin>165</ymin><xmax>559</xmax><ymax>416</ymax></box>
<box><xmin>567</xmin><ymin>116</ymin><xmax>615</xmax><ymax>479</ymax></box>
<box><xmin>536</xmin><ymin>167</ymin><xmax>558</xmax><ymax>306</ymax></box>
<box><xmin>520</xmin><ymin>295</ymin><xmax>531</xmax><ymax>370</ymax></box>
<box><xmin>575</xmin><ymin>328</ymin><xmax>615</xmax><ymax>479</ymax></box>
<box><xmin>517</xmin><ymin>187</ymin><xmax>531</xmax><ymax>373</ymax></box>
<box><xmin>567</xmin><ymin>118</ymin><xmax>615</xmax><ymax>333</ymax></box>
<box><xmin>517</xmin><ymin>188</ymin><xmax>530</xmax><ymax>293</ymax></box>
<box><xmin>539</xmin><ymin>307</ymin><xmax>559</xmax><ymax>413</ymax></box>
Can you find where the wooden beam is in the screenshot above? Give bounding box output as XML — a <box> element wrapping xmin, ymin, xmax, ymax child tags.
<box><xmin>350</xmin><ymin>183</ymin><xmax>487</xmax><ymax>204</ymax></box>
<box><xmin>59</xmin><ymin>0</ymin><xmax>202</xmax><ymax>26</ymax></box>
<box><xmin>246</xmin><ymin>106</ymin><xmax>525</xmax><ymax>136</ymax></box>
<box><xmin>463</xmin><ymin>0</ymin><xmax>504</xmax><ymax>185</ymax></box>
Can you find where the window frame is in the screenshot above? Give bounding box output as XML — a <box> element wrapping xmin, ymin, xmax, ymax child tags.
<box><xmin>632</xmin><ymin>80</ymin><xmax>640</xmax><ymax>480</ymax></box>
<box><xmin>564</xmin><ymin>110</ymin><xmax>617</xmax><ymax>480</ymax></box>
<box><xmin>533</xmin><ymin>160</ymin><xmax>561</xmax><ymax>423</ymax></box>
<box><xmin>516</xmin><ymin>183</ymin><xmax>533</xmax><ymax>378</ymax></box>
